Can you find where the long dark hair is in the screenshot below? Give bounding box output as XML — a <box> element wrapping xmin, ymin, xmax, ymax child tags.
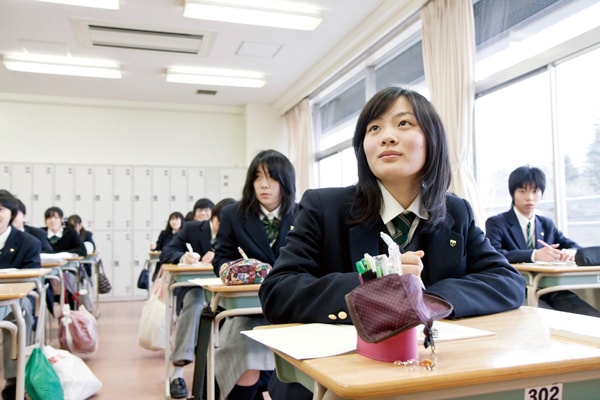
<box><xmin>164</xmin><ymin>211</ymin><xmax>184</xmax><ymax>235</ymax></box>
<box><xmin>352</xmin><ymin>87</ymin><xmax>451</xmax><ymax>229</ymax></box>
<box><xmin>239</xmin><ymin>149</ymin><xmax>296</xmax><ymax>218</ymax></box>
<box><xmin>67</xmin><ymin>214</ymin><xmax>88</xmax><ymax>238</ymax></box>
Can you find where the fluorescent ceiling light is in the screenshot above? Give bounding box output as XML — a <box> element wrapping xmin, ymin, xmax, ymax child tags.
<box><xmin>2</xmin><ymin>53</ymin><xmax>122</xmax><ymax>79</ymax></box>
<box><xmin>167</xmin><ymin>66</ymin><xmax>265</xmax><ymax>88</ymax></box>
<box><xmin>183</xmin><ymin>0</ymin><xmax>321</xmax><ymax>31</ymax></box>
<box><xmin>36</xmin><ymin>0</ymin><xmax>119</xmax><ymax>9</ymax></box>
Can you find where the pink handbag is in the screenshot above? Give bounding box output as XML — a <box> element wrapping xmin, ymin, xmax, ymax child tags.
<box><xmin>58</xmin><ymin>305</ymin><xmax>99</xmax><ymax>353</ymax></box>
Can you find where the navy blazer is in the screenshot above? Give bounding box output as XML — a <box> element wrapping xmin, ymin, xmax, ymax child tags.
<box><xmin>24</xmin><ymin>225</ymin><xmax>53</xmax><ymax>253</ymax></box>
<box><xmin>160</xmin><ymin>221</ymin><xmax>213</xmax><ymax>264</ymax></box>
<box><xmin>485</xmin><ymin>208</ymin><xmax>579</xmax><ymax>264</ymax></box>
<box><xmin>0</xmin><ymin>227</ymin><xmax>41</xmax><ymax>269</ymax></box>
<box><xmin>259</xmin><ymin>186</ymin><xmax>525</xmax><ymax>324</ymax></box>
<box><xmin>42</xmin><ymin>227</ymin><xmax>87</xmax><ymax>256</ymax></box>
<box><xmin>155</xmin><ymin>230</ymin><xmax>176</xmax><ymax>252</ymax></box>
<box><xmin>213</xmin><ymin>202</ymin><xmax>299</xmax><ymax>276</ymax></box>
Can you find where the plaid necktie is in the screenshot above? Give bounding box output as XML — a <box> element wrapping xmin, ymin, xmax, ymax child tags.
<box><xmin>262</xmin><ymin>216</ymin><xmax>280</xmax><ymax>247</ymax></box>
<box><xmin>526</xmin><ymin>221</ymin><xmax>534</xmax><ymax>249</ymax></box>
<box><xmin>392</xmin><ymin>212</ymin><xmax>416</xmax><ymax>249</ymax></box>
<box><xmin>49</xmin><ymin>235</ymin><xmax>59</xmax><ymax>245</ymax></box>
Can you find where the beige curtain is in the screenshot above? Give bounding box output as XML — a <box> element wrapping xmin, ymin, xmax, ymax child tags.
<box><xmin>285</xmin><ymin>98</ymin><xmax>314</xmax><ymax>199</ymax></box>
<box><xmin>421</xmin><ymin>0</ymin><xmax>486</xmax><ymax>226</ymax></box>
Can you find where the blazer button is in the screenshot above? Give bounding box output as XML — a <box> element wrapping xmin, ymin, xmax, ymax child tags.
<box><xmin>327</xmin><ymin>314</ymin><xmax>337</xmax><ymax>321</ymax></box>
<box><xmin>337</xmin><ymin>311</ymin><xmax>347</xmax><ymax>320</ymax></box>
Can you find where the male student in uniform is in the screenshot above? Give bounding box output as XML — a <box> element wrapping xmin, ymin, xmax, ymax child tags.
<box><xmin>12</xmin><ymin>198</ymin><xmax>53</xmax><ymax>253</ymax></box>
<box><xmin>485</xmin><ymin>165</ymin><xmax>600</xmax><ymax>316</ymax></box>
<box><xmin>0</xmin><ymin>189</ymin><xmax>41</xmax><ymax>400</ymax></box>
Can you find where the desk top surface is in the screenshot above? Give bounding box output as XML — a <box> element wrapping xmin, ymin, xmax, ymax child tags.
<box><xmin>0</xmin><ymin>282</ymin><xmax>35</xmax><ymax>300</ymax></box>
<box><xmin>513</xmin><ymin>262</ymin><xmax>600</xmax><ymax>273</ymax></box>
<box><xmin>270</xmin><ymin>307</ymin><xmax>600</xmax><ymax>399</ymax></box>
<box><xmin>0</xmin><ymin>268</ymin><xmax>51</xmax><ymax>279</ymax></box>
<box><xmin>163</xmin><ymin>263</ymin><xmax>214</xmax><ymax>273</ymax></box>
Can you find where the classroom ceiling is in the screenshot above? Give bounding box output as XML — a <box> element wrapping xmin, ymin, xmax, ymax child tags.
<box><xmin>0</xmin><ymin>0</ymin><xmax>387</xmax><ymax>110</ymax></box>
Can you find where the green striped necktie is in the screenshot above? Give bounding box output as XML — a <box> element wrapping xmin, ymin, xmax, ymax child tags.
<box><xmin>392</xmin><ymin>212</ymin><xmax>416</xmax><ymax>249</ymax></box>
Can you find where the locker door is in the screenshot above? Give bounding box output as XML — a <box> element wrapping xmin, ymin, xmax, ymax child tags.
<box><xmin>31</xmin><ymin>164</ymin><xmax>54</xmax><ymax>228</ymax></box>
<box><xmin>170</xmin><ymin>167</ymin><xmax>188</xmax><ymax>215</ymax></box>
<box><xmin>0</xmin><ymin>164</ymin><xmax>11</xmax><ymax>189</ymax></box>
<box><xmin>95</xmin><ymin>230</ymin><xmax>113</xmax><ymax>300</ymax></box>
<box><xmin>112</xmin><ymin>231</ymin><xmax>133</xmax><ymax>299</ymax></box>
<box><xmin>11</xmin><ymin>164</ymin><xmax>34</xmax><ymax>225</ymax></box>
<box><xmin>114</xmin><ymin>166</ymin><xmax>133</xmax><ymax>231</ymax></box>
<box><xmin>133</xmin><ymin>167</ymin><xmax>152</xmax><ymax>231</ymax></box>
<box><xmin>151</xmin><ymin>167</ymin><xmax>170</xmax><ymax>233</ymax></box>
<box><xmin>187</xmin><ymin>167</ymin><xmax>206</xmax><ymax>211</ymax></box>
<box><xmin>74</xmin><ymin>166</ymin><xmax>95</xmax><ymax>230</ymax></box>
<box><xmin>220</xmin><ymin>168</ymin><xmax>245</xmax><ymax>200</ymax></box>
<box><xmin>54</xmin><ymin>165</ymin><xmax>75</xmax><ymax>216</ymax></box>
<box><xmin>94</xmin><ymin>166</ymin><xmax>114</xmax><ymax>231</ymax></box>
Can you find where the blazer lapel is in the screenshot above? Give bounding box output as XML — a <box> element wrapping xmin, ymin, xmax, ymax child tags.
<box><xmin>244</xmin><ymin>214</ymin><xmax>275</xmax><ymax>263</ymax></box>
<box><xmin>534</xmin><ymin>216</ymin><xmax>545</xmax><ymax>248</ymax></box>
<box><xmin>507</xmin><ymin>210</ymin><xmax>527</xmax><ymax>249</ymax></box>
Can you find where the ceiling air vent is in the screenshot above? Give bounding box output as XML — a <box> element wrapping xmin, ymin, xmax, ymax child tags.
<box><xmin>73</xmin><ymin>19</ymin><xmax>215</xmax><ymax>56</ymax></box>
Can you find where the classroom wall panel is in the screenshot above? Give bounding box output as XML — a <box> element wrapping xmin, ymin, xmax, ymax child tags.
<box><xmin>132</xmin><ymin>166</ymin><xmax>152</xmax><ymax>231</ymax></box>
<box><xmin>112</xmin><ymin>230</ymin><xmax>133</xmax><ymax>299</ymax></box>
<box><xmin>74</xmin><ymin>166</ymin><xmax>95</xmax><ymax>229</ymax></box>
<box><xmin>170</xmin><ymin>167</ymin><xmax>188</xmax><ymax>216</ymax></box>
<box><xmin>31</xmin><ymin>164</ymin><xmax>53</xmax><ymax>227</ymax></box>
<box><xmin>94</xmin><ymin>166</ymin><xmax>114</xmax><ymax>231</ymax></box>
<box><xmin>132</xmin><ymin>231</ymin><xmax>151</xmax><ymax>299</ymax></box>
<box><xmin>95</xmin><ymin>230</ymin><xmax>113</xmax><ymax>300</ymax></box>
<box><xmin>54</xmin><ymin>165</ymin><xmax>75</xmax><ymax>216</ymax></box>
<box><xmin>0</xmin><ymin>164</ymin><xmax>11</xmax><ymax>189</ymax></box>
<box><xmin>186</xmin><ymin>167</ymin><xmax>206</xmax><ymax>211</ymax></box>
<box><xmin>151</xmin><ymin>167</ymin><xmax>170</xmax><ymax>233</ymax></box>
<box><xmin>9</xmin><ymin>164</ymin><xmax>34</xmax><ymax>223</ymax></box>
<box><xmin>113</xmin><ymin>166</ymin><xmax>133</xmax><ymax>230</ymax></box>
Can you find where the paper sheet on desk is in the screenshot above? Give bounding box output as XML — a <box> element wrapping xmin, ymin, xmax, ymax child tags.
<box><xmin>40</xmin><ymin>252</ymin><xmax>76</xmax><ymax>262</ymax></box>
<box><xmin>242</xmin><ymin>321</ymin><xmax>495</xmax><ymax>360</ymax></box>
<box><xmin>188</xmin><ymin>277</ymin><xmax>223</xmax><ymax>286</ymax></box>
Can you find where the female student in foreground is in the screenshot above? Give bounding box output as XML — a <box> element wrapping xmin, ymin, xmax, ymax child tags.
<box><xmin>259</xmin><ymin>87</ymin><xmax>527</xmax><ymax>399</ymax></box>
<box><xmin>213</xmin><ymin>149</ymin><xmax>298</xmax><ymax>400</ymax></box>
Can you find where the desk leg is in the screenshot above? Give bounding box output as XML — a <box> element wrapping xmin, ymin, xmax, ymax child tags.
<box><xmin>11</xmin><ymin>301</ymin><xmax>26</xmax><ymax>400</ymax></box>
<box><xmin>165</xmin><ymin>275</ymin><xmax>173</xmax><ymax>400</ymax></box>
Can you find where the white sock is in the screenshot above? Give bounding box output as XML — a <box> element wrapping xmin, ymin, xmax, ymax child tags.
<box><xmin>171</xmin><ymin>366</ymin><xmax>184</xmax><ymax>379</ymax></box>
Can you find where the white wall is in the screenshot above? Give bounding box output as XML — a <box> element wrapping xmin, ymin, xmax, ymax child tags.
<box><xmin>0</xmin><ymin>95</ymin><xmax>253</xmax><ymax>167</ymax></box>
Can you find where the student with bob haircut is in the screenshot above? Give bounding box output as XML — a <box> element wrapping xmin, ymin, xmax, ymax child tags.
<box><xmin>259</xmin><ymin>87</ymin><xmax>526</xmax><ymax>399</ymax></box>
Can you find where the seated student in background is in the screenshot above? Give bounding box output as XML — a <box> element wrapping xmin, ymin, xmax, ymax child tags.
<box><xmin>42</xmin><ymin>206</ymin><xmax>87</xmax><ymax>257</ymax></box>
<box><xmin>258</xmin><ymin>87</ymin><xmax>527</xmax><ymax>400</ymax></box>
<box><xmin>485</xmin><ymin>165</ymin><xmax>600</xmax><ymax>317</ymax></box>
<box><xmin>213</xmin><ymin>149</ymin><xmax>298</xmax><ymax>400</ymax></box>
<box><xmin>0</xmin><ymin>189</ymin><xmax>41</xmax><ymax>400</ymax></box>
<box><xmin>43</xmin><ymin>206</ymin><xmax>87</xmax><ymax>310</ymax></box>
<box><xmin>192</xmin><ymin>198</ymin><xmax>215</xmax><ymax>222</ymax></box>
<box><xmin>159</xmin><ymin>198</ymin><xmax>236</xmax><ymax>399</ymax></box>
<box><xmin>12</xmin><ymin>198</ymin><xmax>53</xmax><ymax>253</ymax></box>
<box><xmin>66</xmin><ymin>214</ymin><xmax>95</xmax><ymax>254</ymax></box>
<box><xmin>150</xmin><ymin>211</ymin><xmax>184</xmax><ymax>281</ymax></box>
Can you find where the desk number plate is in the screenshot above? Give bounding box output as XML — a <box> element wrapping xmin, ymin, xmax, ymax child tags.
<box><xmin>524</xmin><ymin>383</ymin><xmax>562</xmax><ymax>400</ymax></box>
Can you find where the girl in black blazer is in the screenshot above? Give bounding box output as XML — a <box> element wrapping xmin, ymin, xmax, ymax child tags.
<box><xmin>213</xmin><ymin>149</ymin><xmax>298</xmax><ymax>400</ymax></box>
<box><xmin>259</xmin><ymin>87</ymin><xmax>527</xmax><ymax>400</ymax></box>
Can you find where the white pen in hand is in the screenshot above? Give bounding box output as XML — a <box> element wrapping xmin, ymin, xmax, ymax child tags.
<box><xmin>186</xmin><ymin>242</ymin><xmax>194</xmax><ymax>253</ymax></box>
<box><xmin>238</xmin><ymin>246</ymin><xmax>249</xmax><ymax>260</ymax></box>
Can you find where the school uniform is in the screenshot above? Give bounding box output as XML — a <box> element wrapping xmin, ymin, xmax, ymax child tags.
<box><xmin>486</xmin><ymin>208</ymin><xmax>599</xmax><ymax>316</ymax></box>
<box><xmin>42</xmin><ymin>227</ymin><xmax>87</xmax><ymax>256</ymax></box>
<box><xmin>24</xmin><ymin>225</ymin><xmax>53</xmax><ymax>253</ymax></box>
<box><xmin>259</xmin><ymin>186</ymin><xmax>526</xmax><ymax>400</ymax></box>
<box><xmin>160</xmin><ymin>220</ymin><xmax>214</xmax><ymax>364</ymax></box>
<box><xmin>213</xmin><ymin>202</ymin><xmax>298</xmax><ymax>400</ymax></box>
<box><xmin>0</xmin><ymin>227</ymin><xmax>40</xmax><ymax>382</ymax></box>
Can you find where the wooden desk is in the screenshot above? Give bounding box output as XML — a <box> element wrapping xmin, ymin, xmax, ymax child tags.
<box><xmin>267</xmin><ymin>307</ymin><xmax>600</xmax><ymax>400</ymax></box>
<box><xmin>0</xmin><ymin>282</ymin><xmax>36</xmax><ymax>400</ymax></box>
<box><xmin>191</xmin><ymin>278</ymin><xmax>262</xmax><ymax>400</ymax></box>
<box><xmin>0</xmin><ymin>269</ymin><xmax>51</xmax><ymax>343</ymax></box>
<box><xmin>161</xmin><ymin>263</ymin><xmax>215</xmax><ymax>399</ymax></box>
<box><xmin>513</xmin><ymin>263</ymin><xmax>600</xmax><ymax>306</ymax></box>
